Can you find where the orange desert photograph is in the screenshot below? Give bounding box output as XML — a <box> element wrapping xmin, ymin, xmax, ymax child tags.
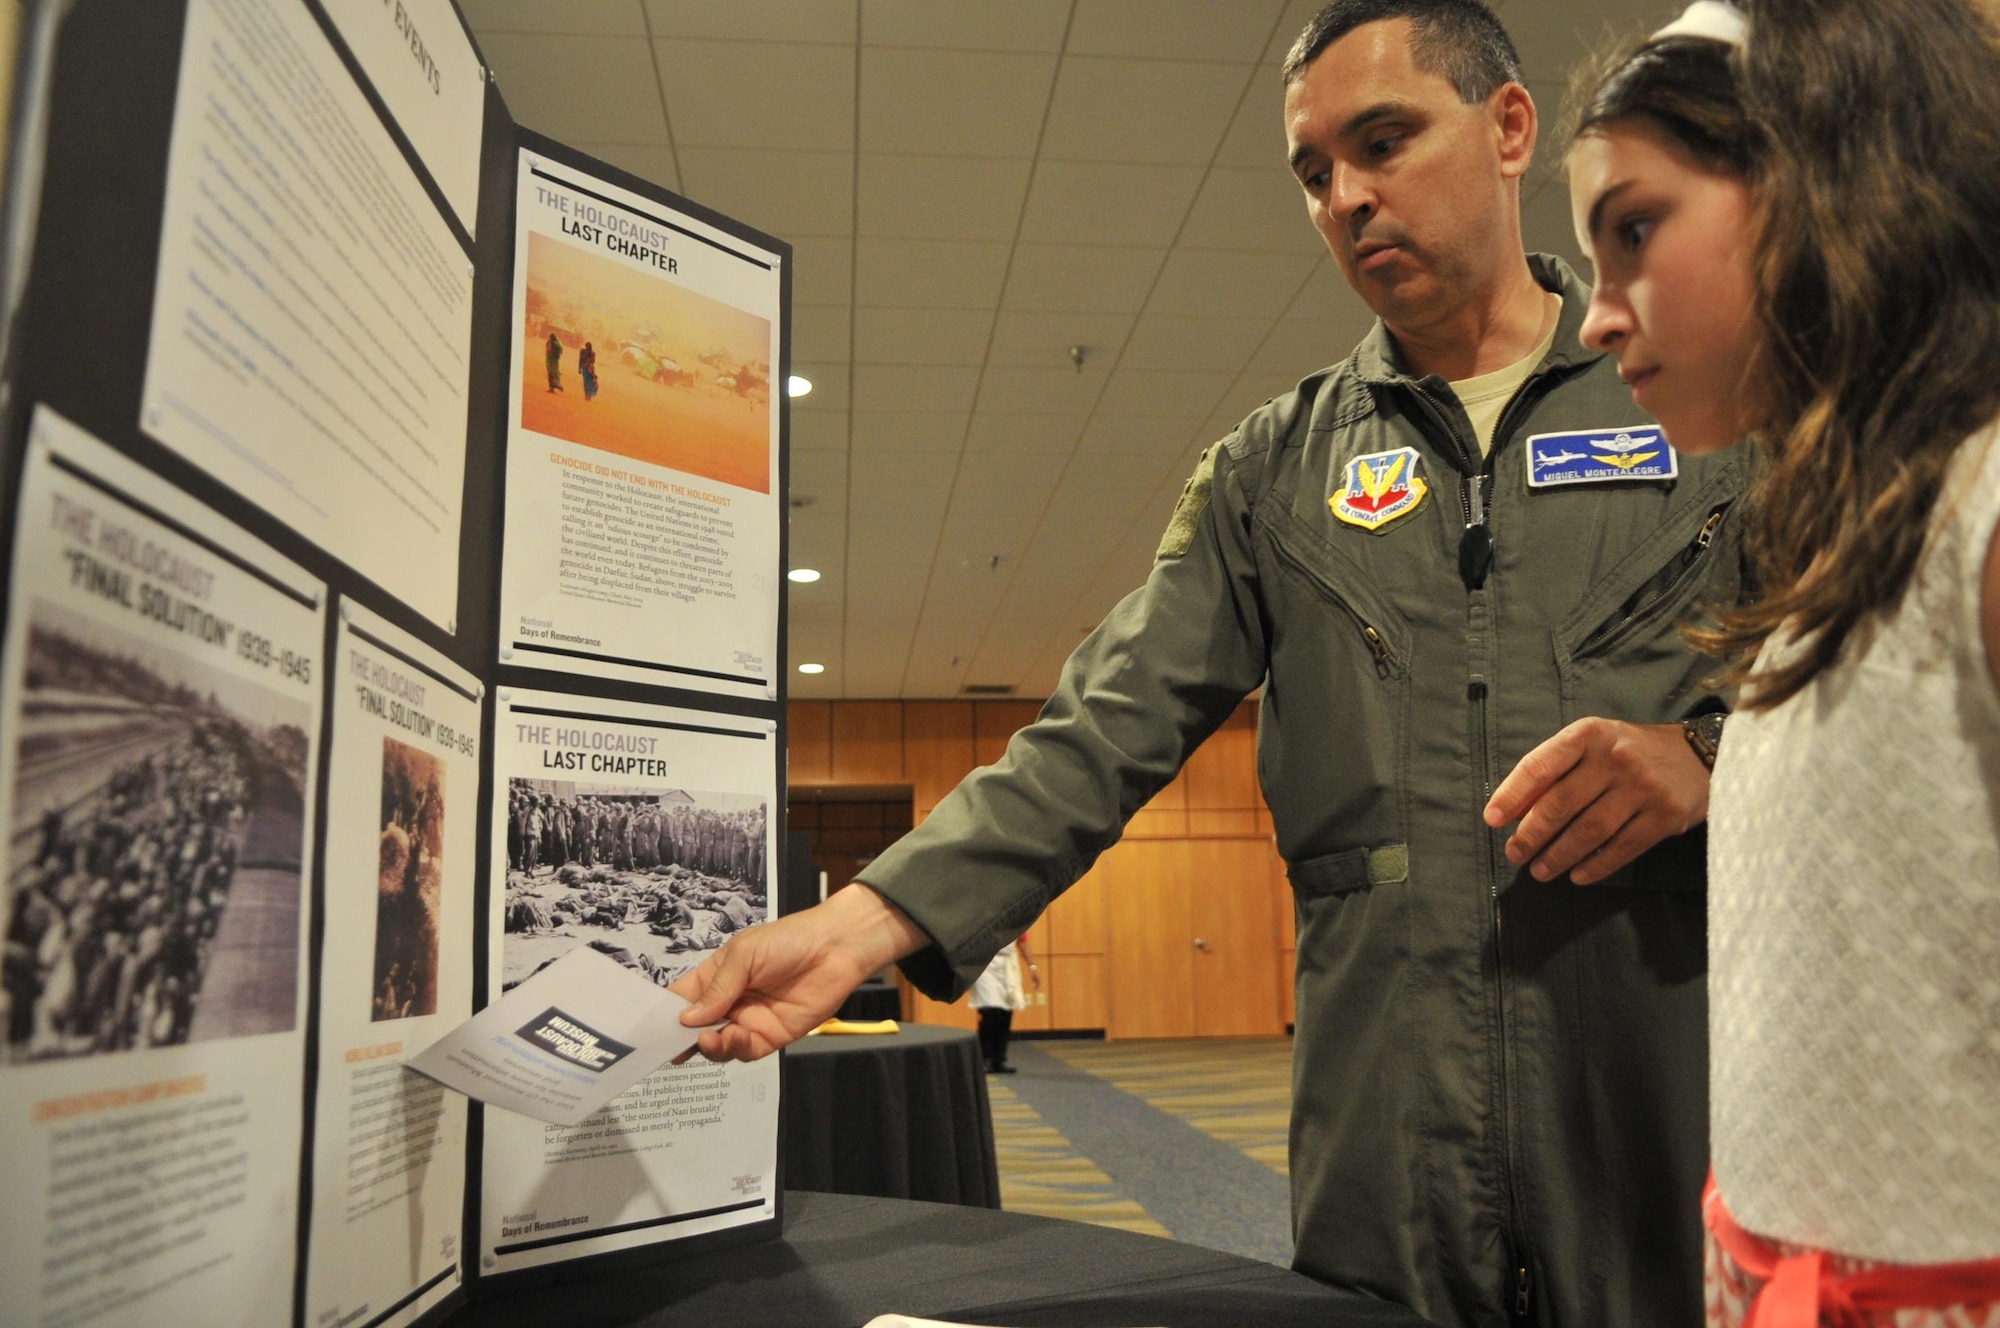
<box><xmin>520</xmin><ymin>231</ymin><xmax>771</xmax><ymax>493</ymax></box>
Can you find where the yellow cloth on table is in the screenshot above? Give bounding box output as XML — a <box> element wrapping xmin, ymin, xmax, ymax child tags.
<box><xmin>809</xmin><ymin>1018</ymin><xmax>900</xmax><ymax>1036</ymax></box>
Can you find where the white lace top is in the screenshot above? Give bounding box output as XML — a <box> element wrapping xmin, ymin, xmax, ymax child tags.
<box><xmin>1709</xmin><ymin>423</ymin><xmax>2000</xmax><ymax>1263</ymax></box>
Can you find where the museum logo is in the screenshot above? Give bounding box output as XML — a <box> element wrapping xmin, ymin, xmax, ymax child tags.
<box><xmin>515</xmin><ymin>1007</ymin><xmax>635</xmax><ymax>1073</ymax></box>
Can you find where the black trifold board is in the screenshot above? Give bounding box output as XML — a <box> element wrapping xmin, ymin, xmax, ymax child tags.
<box><xmin>0</xmin><ymin>0</ymin><xmax>793</xmax><ymax>1324</ymax></box>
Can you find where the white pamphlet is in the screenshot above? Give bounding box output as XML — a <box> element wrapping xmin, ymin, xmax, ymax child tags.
<box><xmin>407</xmin><ymin>945</ymin><xmax>707</xmax><ymax>1127</ymax></box>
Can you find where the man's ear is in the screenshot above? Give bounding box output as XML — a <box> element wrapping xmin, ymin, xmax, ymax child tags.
<box><xmin>1493</xmin><ymin>81</ymin><xmax>1538</xmax><ymax>181</ymax></box>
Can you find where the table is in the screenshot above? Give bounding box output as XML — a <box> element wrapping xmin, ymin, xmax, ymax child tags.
<box><xmin>837</xmin><ymin>980</ymin><xmax>903</xmax><ymax>1022</ymax></box>
<box><xmin>782</xmin><ymin>1023</ymin><xmax>999</xmax><ymax>1209</ymax></box>
<box><xmin>442</xmin><ymin>1190</ymin><xmax>1438</xmax><ymax>1327</ymax></box>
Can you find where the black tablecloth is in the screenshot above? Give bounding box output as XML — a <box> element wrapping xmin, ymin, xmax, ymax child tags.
<box><xmin>444</xmin><ymin>1190</ymin><xmax>1437</xmax><ymax>1327</ymax></box>
<box><xmin>836</xmin><ymin>982</ymin><xmax>903</xmax><ymax>1022</ymax></box>
<box><xmin>782</xmin><ymin>1023</ymin><xmax>999</xmax><ymax>1209</ymax></box>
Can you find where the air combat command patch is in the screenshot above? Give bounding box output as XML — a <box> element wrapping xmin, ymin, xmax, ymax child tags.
<box><xmin>1330</xmin><ymin>446</ymin><xmax>1429</xmax><ymax>532</ymax></box>
<box><xmin>1525</xmin><ymin>426</ymin><xmax>1678</xmax><ymax>488</ymax></box>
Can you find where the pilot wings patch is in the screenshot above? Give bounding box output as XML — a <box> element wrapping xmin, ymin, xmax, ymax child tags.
<box><xmin>1526</xmin><ymin>427</ymin><xmax>1678</xmax><ymax>487</ymax></box>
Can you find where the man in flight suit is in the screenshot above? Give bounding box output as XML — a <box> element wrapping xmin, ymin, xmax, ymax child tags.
<box><xmin>675</xmin><ymin>3</ymin><xmax>1743</xmax><ymax>1324</ymax></box>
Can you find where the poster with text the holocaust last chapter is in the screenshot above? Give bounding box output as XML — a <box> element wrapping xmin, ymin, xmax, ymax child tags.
<box><xmin>0</xmin><ymin>407</ymin><xmax>324</xmax><ymax>1328</ymax></box>
<box><xmin>302</xmin><ymin>601</ymin><xmax>482</xmax><ymax>1328</ymax></box>
<box><xmin>497</xmin><ymin>151</ymin><xmax>784</xmax><ymax>699</ymax></box>
<box><xmin>479</xmin><ymin>688</ymin><xmax>779</xmax><ymax>1275</ymax></box>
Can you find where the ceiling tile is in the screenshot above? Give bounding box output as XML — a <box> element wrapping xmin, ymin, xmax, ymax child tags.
<box><xmin>850</xmin><ymin>410</ymin><xmax>971</xmax><ymax>453</ymax></box>
<box><xmin>850</xmin><ymin>493</ymin><xmax>948</xmax><ymax>547</ymax></box>
<box><xmin>856</xmin><ymin>156</ymin><xmax>1033</xmax><ymax>241</ymax></box>
<box><xmin>1018</xmin><ymin>161</ymin><xmax>1204</xmax><ymax>247</ymax></box>
<box><xmin>676</xmin><ymin>148</ymin><xmax>852</xmax><ymax>238</ymax></box>
<box><xmin>1002</xmin><ymin>244</ymin><xmax>1164</xmax><ymax>312</ymax></box>
<box><xmin>852</xmin><ymin>452</ymin><xmax>960</xmax><ymax>492</ymax></box>
<box><xmin>855</xmin><ymin>238</ymin><xmax>1011</xmax><ymax>308</ymax></box>
<box><xmin>1040</xmin><ymin>58</ymin><xmax>1249</xmax><ymax>165</ymax></box>
<box><xmin>1215</xmin><ymin>66</ymin><xmax>1290</xmax><ymax>167</ymax></box>
<box><xmin>1119</xmin><ymin>313</ymin><xmax>1272</xmax><ymax>372</ymax></box>
<box><xmin>645</xmin><ymin>0</ymin><xmax>856</xmax><ymax>43</ymax></box>
<box><xmin>860</xmin><ymin>49</ymin><xmax>1057</xmax><ymax>158</ymax></box>
<box><xmin>1065</xmin><ymin>449</ymin><xmax>1186</xmax><ymax>495</ymax></box>
<box><xmin>845</xmin><ymin>561</ymin><xmax>936</xmax><ymax>605</ymax></box>
<box><xmin>1076</xmin><ymin>412</ymin><xmax>1202</xmax><ymax>457</ymax></box>
<box><xmin>790</xmin><ymin>409</ymin><xmax>850</xmax><ymax>452</ymax></box>
<box><xmin>655</xmin><ymin>40</ymin><xmax>856</xmax><ymax>151</ymax></box>
<box><xmin>790</xmin><ymin>450</ymin><xmax>850</xmax><ymax>499</ymax></box>
<box><xmin>1262</xmin><ymin>0</ymin><xmax>1324</xmax><ymax>65</ymax></box>
<box><xmin>1096</xmin><ymin>367</ymin><xmax>1238</xmax><ymax>420</ymax></box>
<box><xmin>483</xmin><ymin>35</ymin><xmax>671</xmax><ymax>145</ymax></box>
<box><xmin>986</xmin><ymin>310</ymin><xmax>1136</xmax><ymax>367</ymax></box>
<box><xmin>1179</xmin><ymin>167</ymin><xmax>1317</xmax><ymax>253</ymax></box>
<box><xmin>854</xmin><ymin>307</ymin><xmax>993</xmax><ymax>365</ymax></box>
<box><xmin>1067</xmin><ymin>0</ymin><xmax>1282</xmax><ymax>63</ymax></box>
<box><xmin>1502</xmin><ymin>0</ymin><xmax>1671</xmax><ymax>83</ymax></box>
<box><xmin>568</xmin><ymin>141</ymin><xmax>682</xmax><ymax>192</ymax></box>
<box><xmin>852</xmin><ymin>363</ymin><xmax>982</xmax><ymax>413</ymax></box>
<box><xmin>786</xmin><ymin>510</ymin><xmax>846</xmax><ymax>567</ymax></box>
<box><xmin>1145</xmin><ymin>248</ymin><xmax>1319</xmax><ymax>319</ymax></box>
<box><xmin>862</xmin><ymin>0</ymin><xmax>1072</xmax><ymax>51</ymax></box>
<box><xmin>963</xmin><ymin>411</ymin><xmax>1086</xmax><ymax>456</ymax></box>
<box><xmin>791</xmin><ymin>303</ymin><xmax>851</xmax><ymax>363</ymax></box>
<box><xmin>974</xmin><ymin>365</ymin><xmax>1106</xmax><ymax>417</ymax></box>
<box><xmin>462</xmin><ymin>0</ymin><xmax>645</xmax><ymax>35</ymax></box>
<box><xmin>788</xmin><ymin>235</ymin><xmax>853</xmax><ymax>305</ymax></box>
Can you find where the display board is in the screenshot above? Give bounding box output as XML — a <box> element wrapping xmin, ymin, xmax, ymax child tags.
<box><xmin>0</xmin><ymin>1</ymin><xmax>792</xmax><ymax>1325</ymax></box>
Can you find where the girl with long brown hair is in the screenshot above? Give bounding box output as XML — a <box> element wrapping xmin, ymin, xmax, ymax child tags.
<box><xmin>1566</xmin><ymin>0</ymin><xmax>2000</xmax><ymax>1322</ymax></box>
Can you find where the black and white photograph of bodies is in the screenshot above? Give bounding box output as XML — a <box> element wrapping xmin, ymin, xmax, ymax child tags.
<box><xmin>4</xmin><ymin>601</ymin><xmax>311</xmax><ymax>1063</ymax></box>
<box><xmin>503</xmin><ymin>779</ymin><xmax>766</xmax><ymax>992</ymax></box>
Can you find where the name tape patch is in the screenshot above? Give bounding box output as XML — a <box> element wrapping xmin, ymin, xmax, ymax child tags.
<box><xmin>516</xmin><ymin>1006</ymin><xmax>636</xmax><ymax>1073</ymax></box>
<box><xmin>1330</xmin><ymin>446</ymin><xmax>1429</xmax><ymax>531</ymax></box>
<box><xmin>1526</xmin><ymin>427</ymin><xmax>1678</xmax><ymax>488</ymax></box>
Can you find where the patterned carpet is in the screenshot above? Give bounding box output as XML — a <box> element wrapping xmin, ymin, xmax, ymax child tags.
<box><xmin>987</xmin><ymin>1035</ymin><xmax>1296</xmax><ymax>1266</ymax></box>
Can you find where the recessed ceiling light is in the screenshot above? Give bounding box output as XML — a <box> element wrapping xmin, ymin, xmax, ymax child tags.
<box><xmin>787</xmin><ymin>568</ymin><xmax>821</xmax><ymax>583</ymax></box>
<box><xmin>786</xmin><ymin>375</ymin><xmax>813</xmax><ymax>397</ymax></box>
<box><xmin>797</xmin><ymin>662</ymin><xmax>825</xmax><ymax>674</ymax></box>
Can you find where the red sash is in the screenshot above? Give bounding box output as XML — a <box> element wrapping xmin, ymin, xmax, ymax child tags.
<box><xmin>1705</xmin><ymin>1173</ymin><xmax>2000</xmax><ymax>1327</ymax></box>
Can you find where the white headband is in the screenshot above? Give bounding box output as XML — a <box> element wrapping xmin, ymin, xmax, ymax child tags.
<box><xmin>1651</xmin><ymin>0</ymin><xmax>1748</xmax><ymax>47</ymax></box>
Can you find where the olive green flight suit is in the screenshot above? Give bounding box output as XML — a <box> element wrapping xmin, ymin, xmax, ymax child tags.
<box><xmin>861</xmin><ymin>256</ymin><xmax>1747</xmax><ymax>1328</ymax></box>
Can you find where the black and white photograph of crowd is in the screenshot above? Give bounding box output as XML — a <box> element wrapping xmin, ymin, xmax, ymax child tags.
<box><xmin>503</xmin><ymin>778</ymin><xmax>767</xmax><ymax>992</ymax></box>
<box><xmin>4</xmin><ymin>604</ymin><xmax>311</xmax><ymax>1063</ymax></box>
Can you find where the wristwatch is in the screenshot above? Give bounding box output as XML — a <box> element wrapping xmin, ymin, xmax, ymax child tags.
<box><xmin>1681</xmin><ymin>712</ymin><xmax>1727</xmax><ymax>771</ymax></box>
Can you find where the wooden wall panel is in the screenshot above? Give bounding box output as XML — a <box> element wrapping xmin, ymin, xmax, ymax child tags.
<box><xmin>1050</xmin><ymin>954</ymin><xmax>1108</xmax><ymax>1030</ymax></box>
<box><xmin>830</xmin><ymin>701</ymin><xmax>903</xmax><ymax>783</ymax></box>
<box><xmin>806</xmin><ymin>697</ymin><xmax>1294</xmax><ymax>1041</ymax></box>
<box><xmin>1187</xmin><ymin>809</ymin><xmax>1257</xmax><ymax>837</ymax></box>
<box><xmin>902</xmin><ymin>700</ymin><xmax>975</xmax><ymax>814</ymax></box>
<box><xmin>1183</xmin><ymin>707</ymin><xmax>1258</xmax><ymax>810</ymax></box>
<box><xmin>1188</xmin><ymin>840</ymin><xmax>1283</xmax><ymax>1037</ymax></box>
<box><xmin>788</xmin><ymin>700</ymin><xmax>832</xmax><ymax>783</ymax></box>
<box><xmin>1104</xmin><ymin>841</ymin><xmax>1195</xmax><ymax>1039</ymax></box>
<box><xmin>972</xmin><ymin>700</ymin><xmax>1044</xmax><ymax>765</ymax></box>
<box><xmin>1047</xmin><ymin>861</ymin><xmax>1108</xmax><ymax>955</ymax></box>
<box><xmin>900</xmin><ymin>977</ymin><xmax>976</xmax><ymax>1030</ymax></box>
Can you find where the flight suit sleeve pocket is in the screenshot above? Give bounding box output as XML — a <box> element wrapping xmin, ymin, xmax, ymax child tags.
<box><xmin>1289</xmin><ymin>843</ymin><xmax>1409</xmax><ymax>898</ymax></box>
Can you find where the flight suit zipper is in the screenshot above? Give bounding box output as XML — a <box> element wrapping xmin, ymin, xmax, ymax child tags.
<box><xmin>1574</xmin><ymin>503</ymin><xmax>1731</xmax><ymax>659</ymax></box>
<box><xmin>1413</xmin><ymin>371</ymin><xmax>1547</xmax><ymax>1322</ymax></box>
<box><xmin>1269</xmin><ymin>535</ymin><xmax>1399</xmax><ymax>680</ymax></box>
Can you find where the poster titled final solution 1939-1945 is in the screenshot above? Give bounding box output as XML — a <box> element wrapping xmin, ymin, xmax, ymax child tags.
<box><xmin>0</xmin><ymin>409</ymin><xmax>324</xmax><ymax>1328</ymax></box>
